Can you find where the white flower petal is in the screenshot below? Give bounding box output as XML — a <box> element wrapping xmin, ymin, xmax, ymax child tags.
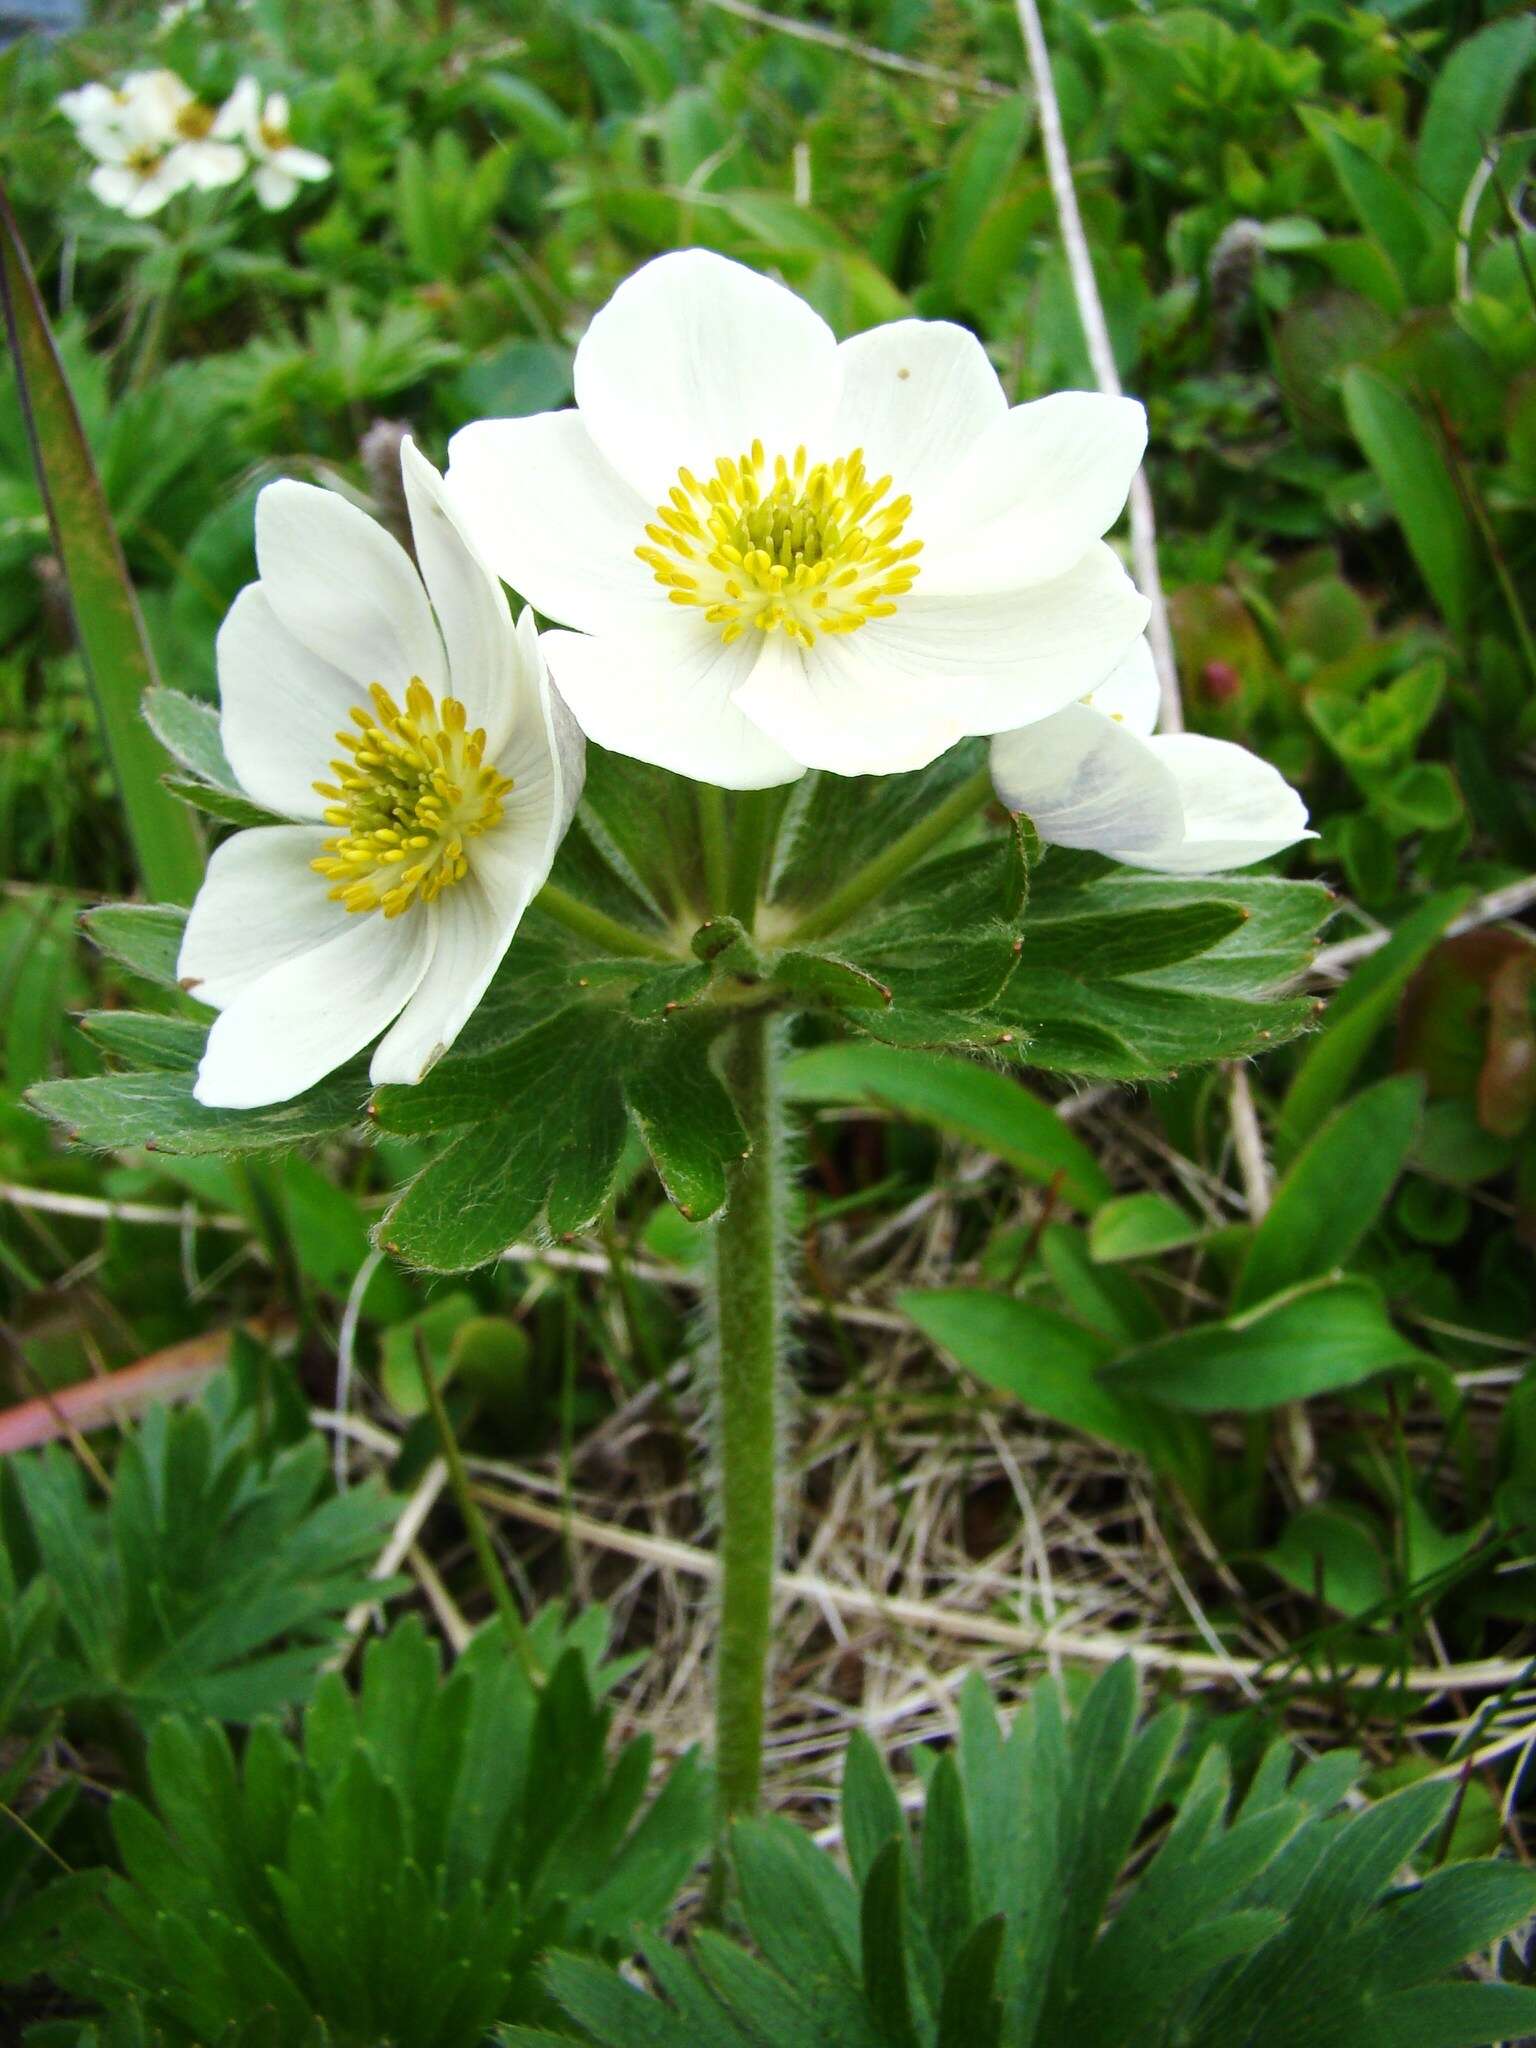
<box><xmin>88</xmin><ymin>165</ymin><xmax>142</xmax><ymax>211</ymax></box>
<box><xmin>194</xmin><ymin>904</ymin><xmax>433</xmax><ymax>1108</ymax></box>
<box><xmin>400</xmin><ymin>438</ymin><xmax>515</xmax><ymax>752</ymax></box>
<box><xmin>276</xmin><ymin>144</ymin><xmax>329</xmax><ymax>182</ymax></box>
<box><xmin>254</xmin><ymin>479</ymin><xmax>446</xmax><ymax>698</ymax></box>
<box><xmin>1125</xmin><ymin>733</ymin><xmax>1314</xmax><ymax>874</ymax></box>
<box><xmin>253</xmin><ymin>164</ymin><xmax>297</xmax><ymax>210</ymax></box>
<box><xmin>918</xmin><ymin>392</ymin><xmax>1148</xmax><ymax>595</ymax></box>
<box><xmin>367</xmin><ymin>878</ymin><xmax>505</xmax><ymax>1086</ymax></box>
<box><xmin>1084</xmin><ymin>633</ymin><xmax>1159</xmax><ymax>737</ymax></box>
<box><xmin>445</xmin><ymin>412</ymin><xmax>655</xmax><ymax>635</ymax></box>
<box><xmin>177</xmin><ymin>825</ymin><xmax>350</xmax><ymax>1009</ymax></box>
<box><xmin>830</xmin><ymin>319</ymin><xmax>1006</xmax><ymax>511</ymax></box>
<box><xmin>849</xmin><ymin>543</ymin><xmax>1150</xmax><ymax>736</ymax></box>
<box><xmin>990</xmin><ymin>704</ymin><xmax>1184</xmax><ymax>856</ymax></box>
<box><xmin>502</xmin><ymin>608</ymin><xmax>584</xmax><ymax>849</ymax></box>
<box><xmin>122</xmin><ymin>162</ymin><xmax>187</xmax><ymax>216</ymax></box>
<box><xmin>217</xmin><ymin>583</ymin><xmax>366</xmax><ymax>820</ymax></box>
<box><xmin>541</xmin><ymin>615</ymin><xmax>802</xmax><ymax>789</ymax></box>
<box><xmin>572</xmin><ymin>249</ymin><xmax>841</xmax><ymax>504</ymax></box>
<box><xmin>732</xmin><ymin>630</ymin><xmax>965</xmax><ymax>778</ymax></box>
<box><xmin>213</xmin><ymin>75</ymin><xmax>258</xmax><ymax>138</ymax></box>
<box><xmin>174</xmin><ymin>138</ymin><xmax>245</xmax><ymax>189</ymax></box>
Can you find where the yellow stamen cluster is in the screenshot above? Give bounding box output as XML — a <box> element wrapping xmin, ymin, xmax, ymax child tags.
<box><xmin>311</xmin><ymin>680</ymin><xmax>511</xmax><ymax>918</ymax></box>
<box><xmin>258</xmin><ymin>117</ymin><xmax>291</xmax><ymax>151</ymax></box>
<box><xmin>637</xmin><ymin>441</ymin><xmax>922</xmax><ymax>646</ymax></box>
<box><xmin>174</xmin><ymin>101</ymin><xmax>216</xmax><ymax>140</ymax></box>
<box><xmin>126</xmin><ymin>143</ymin><xmax>167</xmax><ymax>173</ymax></box>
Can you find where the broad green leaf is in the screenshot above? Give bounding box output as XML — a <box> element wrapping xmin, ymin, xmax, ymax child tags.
<box><xmin>924</xmin><ymin>96</ymin><xmax>1032</xmax><ymax>311</ymax></box>
<box><xmin>1263</xmin><ymin>1503</ymin><xmax>1390</xmax><ymax>1617</ymax></box>
<box><xmin>0</xmin><ymin>184</ymin><xmax>203</xmax><ymax>903</ymax></box>
<box><xmin>902</xmin><ymin>1288</ymin><xmax>1180</xmax><ymax>1468</ymax></box>
<box><xmin>379</xmin><ymin>1114</ymin><xmax>557</xmax><ymax>1271</ymax></box>
<box><xmin>785</xmin><ymin>1043</ymin><xmax>1113</xmax><ymax>1214</ymax></box>
<box><xmin>28</xmin><ymin>1065</ymin><xmax>369</xmax><ymax>1156</ymax></box>
<box><xmin>162</xmin><ymin>776</ymin><xmax>283</xmax><ymax>831</ymax></box>
<box><xmin>1416</xmin><ymin>15</ymin><xmax>1536</xmax><ymax>216</ymax></box>
<box><xmin>1341</xmin><ymin>367</ymin><xmax>1474</xmax><ymax>633</ymax></box>
<box><xmin>1234</xmin><ymin>1075</ymin><xmax>1423</xmax><ymax>1310</ymax></box>
<box><xmin>1023</xmin><ymin>901</ymin><xmax>1246</xmax><ymax>978</ymax></box>
<box><xmin>1102</xmin><ymin>1276</ymin><xmax>1432</xmax><ymax>1412</ymax></box>
<box><xmin>1089</xmin><ymin>1193</ymin><xmax>1205</xmax><ymax>1264</ymax></box>
<box><xmin>1278</xmin><ymin>889</ymin><xmax>1472</xmax><ymax>1157</ymax></box>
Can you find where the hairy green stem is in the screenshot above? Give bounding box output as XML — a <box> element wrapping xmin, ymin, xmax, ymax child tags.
<box><xmin>532</xmin><ymin>881</ymin><xmax>674</xmax><ymax>960</ymax></box>
<box><xmin>709</xmin><ymin>1008</ymin><xmax>786</xmax><ymax>1871</ymax></box>
<box><xmin>787</xmin><ymin>765</ymin><xmax>992</xmax><ymax>942</ymax></box>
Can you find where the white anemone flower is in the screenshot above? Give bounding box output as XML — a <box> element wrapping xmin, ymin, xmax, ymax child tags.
<box><xmin>216</xmin><ymin>77</ymin><xmax>332</xmax><ymax>211</ymax></box>
<box><xmin>445</xmin><ymin>249</ymin><xmax>1152</xmax><ymax>789</ymax></box>
<box><xmin>69</xmin><ymin>70</ymin><xmax>242</xmax><ymax>213</ymax></box>
<box><xmin>57</xmin><ymin>81</ymin><xmax>137</xmax><ymax>157</ymax></box>
<box><xmin>989</xmin><ymin>638</ymin><xmax>1313</xmax><ymax>874</ymax></box>
<box><xmin>178</xmin><ymin>442</ymin><xmax>584</xmax><ymax>1110</ymax></box>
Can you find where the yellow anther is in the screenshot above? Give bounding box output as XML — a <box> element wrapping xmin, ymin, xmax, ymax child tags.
<box><xmin>309</xmin><ymin>678</ymin><xmax>512</xmax><ymax>918</ymax></box>
<box><xmin>635</xmin><ymin>438</ymin><xmax>921</xmax><ymax>646</ymax></box>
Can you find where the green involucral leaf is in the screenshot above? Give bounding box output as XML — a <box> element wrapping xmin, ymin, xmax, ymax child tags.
<box><xmin>1102</xmin><ymin>1276</ymin><xmax>1433</xmax><ymax>1412</ymax></box>
<box><xmin>27</xmin><ymin>1064</ymin><xmax>371</xmax><ymax>1156</ymax></box>
<box><xmin>785</xmin><ymin>1043</ymin><xmax>1113</xmax><ymax>1214</ymax></box>
<box><xmin>77</xmin><ymin>1010</ymin><xmax>205</xmax><ymax>1072</ymax></box>
<box><xmin>141</xmin><ymin>687</ymin><xmax>242</xmax><ymax>794</ymax></box>
<box><xmin>625</xmin><ymin>1027</ymin><xmax>748</xmax><ymax>1223</ymax></box>
<box><xmin>995</xmin><ymin>859</ymin><xmax>1330</xmax><ymax>1080</ymax></box>
<box><xmin>1233</xmin><ymin>1074</ymin><xmax>1424</xmax><ymax>1311</ymax></box>
<box><xmin>162</xmin><ymin>776</ymin><xmax>284</xmax><ymax>832</ymax></box>
<box><xmin>79</xmin><ymin>902</ymin><xmax>189</xmax><ymax>990</ymax></box>
<box><xmin>377</xmin><ymin>1115</ymin><xmax>559</xmax><ymax>1272</ymax></box>
<box><xmin>1341</xmin><ymin>367</ymin><xmax>1475</xmax><ymax>635</ymax></box>
<box><xmin>371</xmin><ymin>1006</ymin><xmax>621</xmax><ymax>1137</ymax></box>
<box><xmin>0</xmin><ymin>185</ymin><xmax>204</xmax><ymax>905</ymax></box>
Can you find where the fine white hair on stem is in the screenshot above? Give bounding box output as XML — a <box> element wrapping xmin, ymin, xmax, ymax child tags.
<box><xmin>1011</xmin><ymin>0</ymin><xmax>1184</xmax><ymax>734</ymax></box>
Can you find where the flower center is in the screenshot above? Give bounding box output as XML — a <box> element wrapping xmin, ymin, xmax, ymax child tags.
<box><xmin>174</xmin><ymin>101</ymin><xmax>215</xmax><ymax>139</ymax></box>
<box><xmin>257</xmin><ymin>117</ymin><xmax>291</xmax><ymax>150</ymax></box>
<box><xmin>126</xmin><ymin>143</ymin><xmax>167</xmax><ymax>173</ymax></box>
<box><xmin>637</xmin><ymin>441</ymin><xmax>922</xmax><ymax>646</ymax></box>
<box><xmin>310</xmin><ymin>680</ymin><xmax>512</xmax><ymax>918</ymax></box>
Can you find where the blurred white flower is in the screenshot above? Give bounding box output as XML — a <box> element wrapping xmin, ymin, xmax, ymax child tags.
<box><xmin>155</xmin><ymin>0</ymin><xmax>206</xmax><ymax>31</ymax></box>
<box><xmin>216</xmin><ymin>77</ymin><xmax>331</xmax><ymax>210</ymax></box>
<box><xmin>989</xmin><ymin>638</ymin><xmax>1313</xmax><ymax>874</ymax></box>
<box><xmin>62</xmin><ymin>69</ymin><xmax>243</xmax><ymax>212</ymax></box>
<box><xmin>446</xmin><ymin>248</ymin><xmax>1149</xmax><ymax>789</ymax></box>
<box><xmin>179</xmin><ymin>442</ymin><xmax>584</xmax><ymax>1109</ymax></box>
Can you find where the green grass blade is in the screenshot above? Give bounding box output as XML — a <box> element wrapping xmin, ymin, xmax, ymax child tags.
<box><xmin>0</xmin><ymin>179</ymin><xmax>204</xmax><ymax>904</ymax></box>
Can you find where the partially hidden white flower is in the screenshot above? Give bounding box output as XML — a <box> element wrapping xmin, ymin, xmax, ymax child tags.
<box><xmin>179</xmin><ymin>441</ymin><xmax>584</xmax><ymax>1110</ymax></box>
<box><xmin>156</xmin><ymin>0</ymin><xmax>206</xmax><ymax>33</ymax></box>
<box><xmin>445</xmin><ymin>249</ymin><xmax>1151</xmax><ymax>790</ymax></box>
<box><xmin>216</xmin><ymin>77</ymin><xmax>331</xmax><ymax>211</ymax></box>
<box><xmin>989</xmin><ymin>637</ymin><xmax>1313</xmax><ymax>874</ymax></box>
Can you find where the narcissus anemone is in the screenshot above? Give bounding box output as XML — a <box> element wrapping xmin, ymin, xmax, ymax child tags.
<box><xmin>445</xmin><ymin>249</ymin><xmax>1152</xmax><ymax>788</ymax></box>
<box><xmin>178</xmin><ymin>441</ymin><xmax>583</xmax><ymax>1110</ymax></box>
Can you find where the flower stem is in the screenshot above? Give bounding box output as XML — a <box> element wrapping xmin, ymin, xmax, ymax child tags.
<box><xmin>532</xmin><ymin>881</ymin><xmax>675</xmax><ymax>960</ymax></box>
<box><xmin>697</xmin><ymin>783</ymin><xmax>730</xmax><ymax>914</ymax></box>
<box><xmin>787</xmin><ymin>764</ymin><xmax>992</xmax><ymax>942</ymax></box>
<box><xmin>709</xmin><ymin>1007</ymin><xmax>786</xmax><ymax>1873</ymax></box>
<box><xmin>726</xmin><ymin>788</ymin><xmax>779</xmax><ymax>928</ymax></box>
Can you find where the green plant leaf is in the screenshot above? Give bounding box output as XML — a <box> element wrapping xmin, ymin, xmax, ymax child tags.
<box><xmin>0</xmin><ymin>184</ymin><xmax>203</xmax><ymax>903</ymax></box>
<box><xmin>1234</xmin><ymin>1075</ymin><xmax>1423</xmax><ymax>1310</ymax></box>
<box><xmin>1416</xmin><ymin>14</ymin><xmax>1536</xmax><ymax>216</ymax></box>
<box><xmin>1299</xmin><ymin>109</ymin><xmax>1430</xmax><ymax>292</ymax></box>
<box><xmin>1088</xmin><ymin>1193</ymin><xmax>1205</xmax><ymax>1264</ymax></box>
<box><xmin>78</xmin><ymin>903</ymin><xmax>190</xmax><ymax>989</ymax></box>
<box><xmin>902</xmin><ymin>1288</ymin><xmax>1185</xmax><ymax>1470</ymax></box>
<box><xmin>1341</xmin><ymin>367</ymin><xmax>1474</xmax><ymax>634</ymax></box>
<box><xmin>785</xmin><ymin>1044</ymin><xmax>1112</xmax><ymax>1213</ymax></box>
<box><xmin>27</xmin><ymin>1064</ymin><xmax>369</xmax><ymax>1157</ymax></box>
<box><xmin>1279</xmin><ymin>889</ymin><xmax>1471</xmax><ymax>1157</ymax></box>
<box><xmin>1102</xmin><ymin>1276</ymin><xmax>1433</xmax><ymax>1412</ymax></box>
